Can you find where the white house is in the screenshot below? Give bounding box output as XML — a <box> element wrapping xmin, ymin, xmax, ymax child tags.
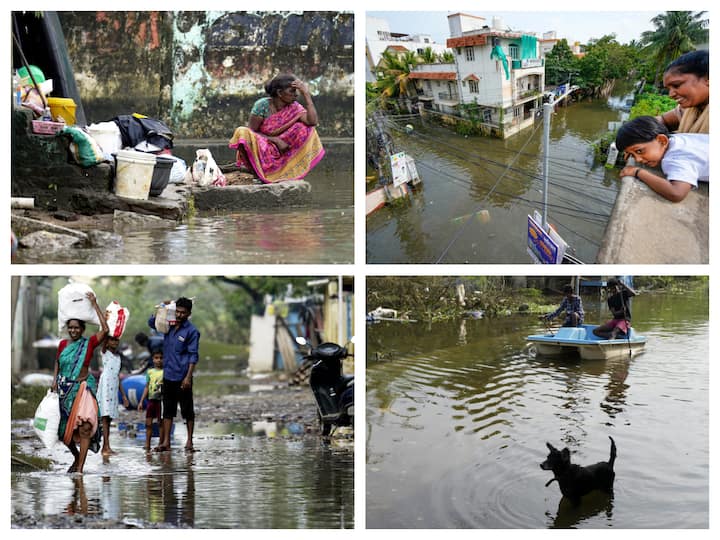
<box><xmin>366</xmin><ymin>16</ymin><xmax>448</xmax><ymax>82</ymax></box>
<box><xmin>410</xmin><ymin>13</ymin><xmax>546</xmax><ymax>138</ymax></box>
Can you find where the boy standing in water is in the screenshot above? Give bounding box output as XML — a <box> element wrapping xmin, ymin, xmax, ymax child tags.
<box><xmin>138</xmin><ymin>351</ymin><xmax>164</xmax><ymax>453</ymax></box>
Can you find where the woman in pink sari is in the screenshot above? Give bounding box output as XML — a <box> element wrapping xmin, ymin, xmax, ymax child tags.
<box><xmin>229</xmin><ymin>74</ymin><xmax>324</xmax><ymax>183</ymax></box>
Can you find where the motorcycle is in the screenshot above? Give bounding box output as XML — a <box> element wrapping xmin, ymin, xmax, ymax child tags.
<box><xmin>296</xmin><ymin>337</ymin><xmax>354</xmax><ymax>437</ymax></box>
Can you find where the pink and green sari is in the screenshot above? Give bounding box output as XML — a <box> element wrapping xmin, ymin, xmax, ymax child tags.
<box><xmin>229</xmin><ymin>101</ymin><xmax>325</xmax><ymax>183</ymax></box>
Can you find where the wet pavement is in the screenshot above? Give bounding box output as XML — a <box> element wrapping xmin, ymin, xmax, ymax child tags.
<box><xmin>12</xmin><ymin>383</ymin><xmax>354</xmax><ymax>528</ymax></box>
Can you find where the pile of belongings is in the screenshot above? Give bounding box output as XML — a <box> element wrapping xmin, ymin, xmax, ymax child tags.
<box><xmin>112</xmin><ymin>113</ymin><xmax>174</xmax><ymax>152</ymax></box>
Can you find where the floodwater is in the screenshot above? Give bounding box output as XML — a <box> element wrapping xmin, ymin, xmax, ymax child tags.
<box><xmin>366</xmin><ymin>87</ymin><xmax>635</xmax><ymax>263</ymax></box>
<box><xmin>12</xmin><ymin>422</ymin><xmax>354</xmax><ymax>528</ymax></box>
<box><xmin>15</xmin><ymin>140</ymin><xmax>353</xmax><ymax>264</ymax></box>
<box><xmin>366</xmin><ymin>288</ymin><xmax>709</xmax><ymax>528</ymax></box>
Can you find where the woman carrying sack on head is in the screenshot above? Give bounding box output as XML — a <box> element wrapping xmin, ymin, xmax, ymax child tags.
<box><xmin>51</xmin><ymin>292</ymin><xmax>109</xmax><ymax>474</ymax></box>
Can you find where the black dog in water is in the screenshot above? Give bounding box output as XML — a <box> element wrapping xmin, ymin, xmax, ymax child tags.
<box><xmin>541</xmin><ymin>436</ymin><xmax>616</xmax><ymax>504</ymax></box>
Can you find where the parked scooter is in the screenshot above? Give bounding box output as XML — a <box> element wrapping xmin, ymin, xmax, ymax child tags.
<box><xmin>296</xmin><ymin>337</ymin><xmax>354</xmax><ymax>437</ymax></box>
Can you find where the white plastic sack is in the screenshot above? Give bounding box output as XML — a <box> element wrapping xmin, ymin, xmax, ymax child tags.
<box><xmin>167</xmin><ymin>155</ymin><xmax>188</xmax><ymax>184</ymax></box>
<box><xmin>58</xmin><ymin>282</ymin><xmax>101</xmax><ymax>334</ymax></box>
<box><xmin>32</xmin><ymin>390</ymin><xmax>60</xmax><ymax>449</ymax></box>
<box><xmin>87</xmin><ymin>121</ymin><xmax>123</xmax><ymax>159</ymax></box>
<box><xmin>105</xmin><ymin>301</ymin><xmax>130</xmax><ymax>338</ymax></box>
<box><xmin>154</xmin><ymin>301</ymin><xmax>176</xmax><ymax>334</ymax></box>
<box><xmin>192</xmin><ymin>149</ymin><xmax>226</xmax><ymax>187</ymax></box>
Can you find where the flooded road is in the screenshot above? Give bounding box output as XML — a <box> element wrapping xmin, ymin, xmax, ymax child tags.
<box><xmin>366</xmin><ymin>288</ymin><xmax>708</xmax><ymax>528</ymax></box>
<box><xmin>14</xmin><ymin>140</ymin><xmax>353</xmax><ymax>265</ymax></box>
<box><xmin>12</xmin><ymin>421</ymin><xmax>353</xmax><ymax>528</ymax></box>
<box><xmin>367</xmin><ymin>89</ymin><xmax>633</xmax><ymax>263</ymax></box>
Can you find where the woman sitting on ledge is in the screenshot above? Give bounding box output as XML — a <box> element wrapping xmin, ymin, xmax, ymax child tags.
<box><xmin>229</xmin><ymin>74</ymin><xmax>324</xmax><ymax>183</ymax></box>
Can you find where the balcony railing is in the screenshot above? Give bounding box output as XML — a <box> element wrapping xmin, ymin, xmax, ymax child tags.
<box><xmin>437</xmin><ymin>92</ymin><xmax>458</xmax><ymax>101</ymax></box>
<box><xmin>511</xmin><ymin>58</ymin><xmax>544</xmax><ymax>69</ymax></box>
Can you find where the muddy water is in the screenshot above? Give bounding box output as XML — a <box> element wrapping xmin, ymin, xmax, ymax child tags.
<box><xmin>366</xmin><ymin>288</ymin><xmax>708</xmax><ymax>528</ymax></box>
<box><xmin>12</xmin><ymin>422</ymin><xmax>353</xmax><ymax>528</ymax></box>
<box><xmin>366</xmin><ymin>88</ymin><xmax>635</xmax><ymax>263</ymax></box>
<box><xmin>15</xmin><ymin>140</ymin><xmax>353</xmax><ymax>265</ymax></box>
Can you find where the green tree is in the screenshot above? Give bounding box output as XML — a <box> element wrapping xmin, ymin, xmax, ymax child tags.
<box><xmin>576</xmin><ymin>35</ymin><xmax>635</xmax><ymax>90</ymax></box>
<box><xmin>440</xmin><ymin>50</ymin><xmax>455</xmax><ymax>63</ymax></box>
<box><xmin>418</xmin><ymin>46</ymin><xmax>438</xmax><ymax>64</ymax></box>
<box><xmin>544</xmin><ymin>39</ymin><xmax>578</xmax><ymax>86</ymax></box>
<box><xmin>640</xmin><ymin>11</ymin><xmax>709</xmax><ymax>86</ymax></box>
<box><xmin>373</xmin><ymin>50</ymin><xmax>419</xmax><ymax>100</ymax></box>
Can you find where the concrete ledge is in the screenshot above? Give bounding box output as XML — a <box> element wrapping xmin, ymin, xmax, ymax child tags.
<box><xmin>11</xmin><ymin>215</ymin><xmax>90</xmax><ymax>241</ymax></box>
<box><xmin>191</xmin><ymin>181</ymin><xmax>312</xmax><ymax>211</ymax></box>
<box><xmin>596</xmin><ymin>177</ymin><xmax>708</xmax><ymax>264</ymax></box>
<box><xmin>64</xmin><ymin>184</ymin><xmax>189</xmax><ymax>220</ymax></box>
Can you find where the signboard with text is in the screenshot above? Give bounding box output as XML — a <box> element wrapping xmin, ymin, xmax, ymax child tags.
<box><xmin>391</xmin><ymin>152</ymin><xmax>409</xmax><ymax>187</ymax></box>
<box><xmin>527</xmin><ymin>214</ymin><xmax>560</xmax><ymax>264</ymax></box>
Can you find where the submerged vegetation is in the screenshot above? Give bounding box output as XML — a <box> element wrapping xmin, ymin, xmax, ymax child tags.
<box><xmin>367</xmin><ymin>276</ymin><xmax>707</xmax><ymax>323</ymax></box>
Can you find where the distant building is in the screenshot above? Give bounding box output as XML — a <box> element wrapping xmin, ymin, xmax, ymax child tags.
<box><xmin>366</xmin><ymin>16</ymin><xmax>449</xmax><ymax>83</ymax></box>
<box><xmin>539</xmin><ymin>31</ymin><xmax>559</xmax><ymax>57</ymax></box>
<box><xmin>410</xmin><ymin>13</ymin><xmax>545</xmax><ymax>138</ymax></box>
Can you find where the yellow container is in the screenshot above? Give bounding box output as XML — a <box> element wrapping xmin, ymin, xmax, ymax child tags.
<box><xmin>47</xmin><ymin>97</ymin><xmax>77</xmax><ymax>125</ymax></box>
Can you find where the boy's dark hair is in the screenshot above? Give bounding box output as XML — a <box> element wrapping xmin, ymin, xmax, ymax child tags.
<box><xmin>664</xmin><ymin>49</ymin><xmax>709</xmax><ymax>78</ymax></box>
<box><xmin>563</xmin><ymin>285</ymin><xmax>573</xmax><ymax>294</ymax></box>
<box><xmin>607</xmin><ymin>278</ymin><xmax>620</xmax><ymax>288</ymax></box>
<box><xmin>152</xmin><ymin>350</ymin><xmax>163</xmax><ymax>357</ymax></box>
<box><xmin>265</xmin><ymin>74</ymin><xmax>295</xmax><ymax>97</ymax></box>
<box><xmin>615</xmin><ymin>116</ymin><xmax>669</xmax><ymax>152</ymax></box>
<box><xmin>176</xmin><ymin>297</ymin><xmax>193</xmax><ymax>312</ymax></box>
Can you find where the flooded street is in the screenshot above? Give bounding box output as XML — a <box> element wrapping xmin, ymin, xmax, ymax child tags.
<box><xmin>12</xmin><ymin>366</ymin><xmax>354</xmax><ymax>529</ymax></box>
<box><xmin>366</xmin><ymin>288</ymin><xmax>708</xmax><ymax>528</ymax></box>
<box><xmin>12</xmin><ymin>424</ymin><xmax>353</xmax><ymax>528</ymax></box>
<box><xmin>14</xmin><ymin>140</ymin><xmax>354</xmax><ymax>265</ymax></box>
<box><xmin>367</xmin><ymin>89</ymin><xmax>633</xmax><ymax>263</ymax></box>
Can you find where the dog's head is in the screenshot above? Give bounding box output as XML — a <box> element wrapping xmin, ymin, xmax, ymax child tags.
<box><xmin>540</xmin><ymin>442</ymin><xmax>571</xmax><ymax>472</ymax></box>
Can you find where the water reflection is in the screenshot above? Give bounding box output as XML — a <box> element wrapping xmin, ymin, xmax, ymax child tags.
<box><xmin>367</xmin><ymin>92</ymin><xmax>634</xmax><ymax>263</ymax></box>
<box><xmin>548</xmin><ymin>491</ymin><xmax>614</xmax><ymax>529</ymax></box>
<box><xmin>15</xmin><ymin>209</ymin><xmax>353</xmax><ymax>264</ymax></box>
<box><xmin>367</xmin><ymin>289</ymin><xmax>708</xmax><ymax>528</ymax></box>
<box><xmin>12</xmin><ymin>431</ymin><xmax>353</xmax><ymax>528</ymax></box>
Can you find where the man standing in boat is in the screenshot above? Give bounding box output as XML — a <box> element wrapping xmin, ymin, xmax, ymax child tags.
<box><xmin>593</xmin><ymin>278</ymin><xmax>637</xmax><ymax>340</ymax></box>
<box><xmin>541</xmin><ymin>284</ymin><xmax>584</xmax><ymax>327</ymax></box>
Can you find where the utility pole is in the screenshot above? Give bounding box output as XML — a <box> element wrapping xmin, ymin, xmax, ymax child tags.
<box><xmin>541</xmin><ymin>100</ymin><xmax>552</xmax><ymax>230</ymax></box>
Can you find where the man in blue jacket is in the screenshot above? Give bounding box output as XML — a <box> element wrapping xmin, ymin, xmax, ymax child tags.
<box><xmin>148</xmin><ymin>297</ymin><xmax>200</xmax><ymax>452</ymax></box>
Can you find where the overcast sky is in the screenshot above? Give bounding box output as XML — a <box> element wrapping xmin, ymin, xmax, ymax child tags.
<box><xmin>367</xmin><ymin>11</ymin><xmax>668</xmax><ymax>47</ymax></box>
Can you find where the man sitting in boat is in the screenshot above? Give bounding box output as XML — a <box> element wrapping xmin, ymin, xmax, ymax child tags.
<box><xmin>593</xmin><ymin>278</ymin><xmax>637</xmax><ymax>340</ymax></box>
<box><xmin>541</xmin><ymin>285</ymin><xmax>584</xmax><ymax>327</ymax></box>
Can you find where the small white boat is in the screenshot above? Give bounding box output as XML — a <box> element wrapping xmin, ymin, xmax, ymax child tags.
<box><xmin>526</xmin><ymin>324</ymin><xmax>647</xmax><ymax>360</ymax></box>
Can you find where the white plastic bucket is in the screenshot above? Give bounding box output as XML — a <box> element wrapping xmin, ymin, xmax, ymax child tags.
<box><xmin>114</xmin><ymin>150</ymin><xmax>156</xmax><ymax>200</ymax></box>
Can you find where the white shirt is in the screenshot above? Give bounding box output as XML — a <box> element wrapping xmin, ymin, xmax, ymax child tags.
<box><xmin>662</xmin><ymin>133</ymin><xmax>710</xmax><ymax>188</ymax></box>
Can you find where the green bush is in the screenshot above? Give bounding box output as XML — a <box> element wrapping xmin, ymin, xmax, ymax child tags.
<box><xmin>630</xmin><ymin>93</ymin><xmax>676</xmax><ymax>118</ymax></box>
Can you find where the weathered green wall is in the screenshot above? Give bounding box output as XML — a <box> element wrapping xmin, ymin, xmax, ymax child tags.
<box><xmin>59</xmin><ymin>11</ymin><xmax>354</xmax><ymax>139</ymax></box>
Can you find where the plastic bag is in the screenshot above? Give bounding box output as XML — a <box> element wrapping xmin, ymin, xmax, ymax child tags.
<box><xmin>61</xmin><ymin>126</ymin><xmax>106</xmax><ymax>167</ymax></box>
<box><xmin>167</xmin><ymin>155</ymin><xmax>188</xmax><ymax>184</ymax></box>
<box><xmin>87</xmin><ymin>121</ymin><xmax>123</xmax><ymax>158</ymax></box>
<box><xmin>32</xmin><ymin>390</ymin><xmax>60</xmax><ymax>448</ymax></box>
<box><xmin>58</xmin><ymin>282</ymin><xmax>101</xmax><ymax>334</ymax></box>
<box><xmin>154</xmin><ymin>301</ymin><xmax>176</xmax><ymax>334</ymax></box>
<box><xmin>192</xmin><ymin>149</ymin><xmax>226</xmax><ymax>187</ymax></box>
<box><xmin>105</xmin><ymin>301</ymin><xmax>130</xmax><ymax>338</ymax></box>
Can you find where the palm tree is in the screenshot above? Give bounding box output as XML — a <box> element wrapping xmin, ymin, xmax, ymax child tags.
<box><xmin>374</xmin><ymin>50</ymin><xmax>420</xmax><ymax>99</ymax></box>
<box><xmin>440</xmin><ymin>50</ymin><xmax>455</xmax><ymax>63</ymax></box>
<box><xmin>640</xmin><ymin>11</ymin><xmax>708</xmax><ymax>86</ymax></box>
<box><xmin>419</xmin><ymin>47</ymin><xmax>438</xmax><ymax>64</ymax></box>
